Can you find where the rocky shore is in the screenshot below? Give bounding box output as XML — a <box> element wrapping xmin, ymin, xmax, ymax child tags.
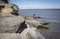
<box><xmin>0</xmin><ymin>0</ymin><xmax>25</xmax><ymax>39</ymax></box>
<box><xmin>0</xmin><ymin>13</ymin><xmax>25</xmax><ymax>33</ymax></box>
<box><xmin>0</xmin><ymin>0</ymin><xmax>49</xmax><ymax>39</ymax></box>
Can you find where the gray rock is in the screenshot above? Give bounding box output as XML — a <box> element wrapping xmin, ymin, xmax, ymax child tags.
<box><xmin>0</xmin><ymin>33</ymin><xmax>22</xmax><ymax>39</ymax></box>
<box><xmin>0</xmin><ymin>13</ymin><xmax>25</xmax><ymax>33</ymax></box>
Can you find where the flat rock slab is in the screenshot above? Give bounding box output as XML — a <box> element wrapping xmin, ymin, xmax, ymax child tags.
<box><xmin>0</xmin><ymin>14</ymin><xmax>25</xmax><ymax>33</ymax></box>
<box><xmin>0</xmin><ymin>33</ymin><xmax>22</xmax><ymax>39</ymax></box>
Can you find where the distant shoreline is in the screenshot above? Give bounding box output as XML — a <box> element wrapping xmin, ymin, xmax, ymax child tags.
<box><xmin>20</xmin><ymin>9</ymin><xmax>60</xmax><ymax>10</ymax></box>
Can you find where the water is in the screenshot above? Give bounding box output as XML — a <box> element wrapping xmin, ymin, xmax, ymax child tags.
<box><xmin>19</xmin><ymin>9</ymin><xmax>60</xmax><ymax>39</ymax></box>
<box><xmin>19</xmin><ymin>9</ymin><xmax>60</xmax><ymax>23</ymax></box>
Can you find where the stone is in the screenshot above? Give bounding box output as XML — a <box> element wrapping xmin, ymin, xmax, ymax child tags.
<box><xmin>0</xmin><ymin>33</ymin><xmax>22</xmax><ymax>39</ymax></box>
<box><xmin>1</xmin><ymin>3</ymin><xmax>19</xmax><ymax>15</ymax></box>
<box><xmin>0</xmin><ymin>13</ymin><xmax>25</xmax><ymax>33</ymax></box>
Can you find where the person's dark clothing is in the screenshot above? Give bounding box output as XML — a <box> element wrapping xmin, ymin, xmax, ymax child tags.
<box><xmin>16</xmin><ymin>21</ymin><xmax>27</xmax><ymax>33</ymax></box>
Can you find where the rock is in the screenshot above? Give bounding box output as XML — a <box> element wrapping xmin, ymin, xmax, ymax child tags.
<box><xmin>0</xmin><ymin>33</ymin><xmax>22</xmax><ymax>39</ymax></box>
<box><xmin>1</xmin><ymin>3</ymin><xmax>19</xmax><ymax>15</ymax></box>
<box><xmin>0</xmin><ymin>13</ymin><xmax>25</xmax><ymax>33</ymax></box>
<box><xmin>0</xmin><ymin>0</ymin><xmax>23</xmax><ymax>33</ymax></box>
<box><xmin>0</xmin><ymin>0</ymin><xmax>8</xmax><ymax>3</ymax></box>
<box><xmin>0</xmin><ymin>0</ymin><xmax>26</xmax><ymax>39</ymax></box>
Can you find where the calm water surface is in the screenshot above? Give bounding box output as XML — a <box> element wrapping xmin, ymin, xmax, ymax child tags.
<box><xmin>19</xmin><ymin>9</ymin><xmax>60</xmax><ymax>23</ymax></box>
<box><xmin>19</xmin><ymin>9</ymin><xmax>60</xmax><ymax>39</ymax></box>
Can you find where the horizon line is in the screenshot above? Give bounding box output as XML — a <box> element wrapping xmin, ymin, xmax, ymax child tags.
<box><xmin>20</xmin><ymin>8</ymin><xmax>60</xmax><ymax>9</ymax></box>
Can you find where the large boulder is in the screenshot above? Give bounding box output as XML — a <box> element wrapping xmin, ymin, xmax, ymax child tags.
<box><xmin>1</xmin><ymin>3</ymin><xmax>19</xmax><ymax>15</ymax></box>
<box><xmin>0</xmin><ymin>0</ymin><xmax>26</xmax><ymax>39</ymax></box>
<box><xmin>0</xmin><ymin>13</ymin><xmax>25</xmax><ymax>33</ymax></box>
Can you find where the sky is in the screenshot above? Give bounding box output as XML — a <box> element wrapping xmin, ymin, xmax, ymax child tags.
<box><xmin>9</xmin><ymin>0</ymin><xmax>60</xmax><ymax>9</ymax></box>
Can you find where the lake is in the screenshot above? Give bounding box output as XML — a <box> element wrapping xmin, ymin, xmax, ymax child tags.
<box><xmin>19</xmin><ymin>9</ymin><xmax>60</xmax><ymax>39</ymax></box>
<box><xmin>19</xmin><ymin>9</ymin><xmax>60</xmax><ymax>23</ymax></box>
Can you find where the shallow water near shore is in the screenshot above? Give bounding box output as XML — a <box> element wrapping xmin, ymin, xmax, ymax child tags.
<box><xmin>19</xmin><ymin>9</ymin><xmax>60</xmax><ymax>39</ymax></box>
<box><xmin>40</xmin><ymin>22</ymin><xmax>60</xmax><ymax>39</ymax></box>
